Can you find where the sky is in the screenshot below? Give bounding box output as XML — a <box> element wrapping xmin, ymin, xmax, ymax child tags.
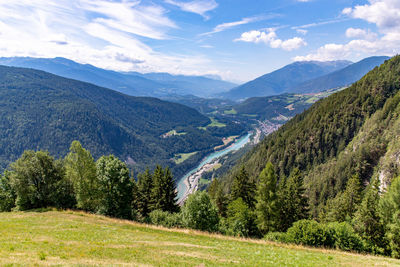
<box><xmin>0</xmin><ymin>0</ymin><xmax>399</xmax><ymax>83</ymax></box>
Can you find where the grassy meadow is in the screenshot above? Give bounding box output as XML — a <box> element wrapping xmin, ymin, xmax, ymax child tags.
<box><xmin>0</xmin><ymin>210</ymin><xmax>399</xmax><ymax>266</ymax></box>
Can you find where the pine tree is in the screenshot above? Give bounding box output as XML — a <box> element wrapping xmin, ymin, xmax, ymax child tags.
<box><xmin>279</xmin><ymin>168</ymin><xmax>308</xmax><ymax>231</ymax></box>
<box><xmin>208</xmin><ymin>179</ymin><xmax>227</xmax><ymax>217</ymax></box>
<box><xmin>149</xmin><ymin>166</ymin><xmax>164</xmax><ymax>211</ymax></box>
<box><xmin>353</xmin><ymin>178</ymin><xmax>388</xmax><ymax>254</ymax></box>
<box><xmin>325</xmin><ymin>174</ymin><xmax>362</xmax><ymax>222</ymax></box>
<box><xmin>255</xmin><ymin>162</ymin><xmax>279</xmax><ymax>234</ymax></box>
<box><xmin>137</xmin><ymin>169</ymin><xmax>153</xmax><ymax>219</ymax></box>
<box><xmin>380</xmin><ymin>175</ymin><xmax>400</xmax><ymax>258</ymax></box>
<box><xmin>231</xmin><ymin>166</ymin><xmax>256</xmax><ymax>209</ymax></box>
<box><xmin>163</xmin><ymin>167</ymin><xmax>179</xmax><ymax>213</ymax></box>
<box><xmin>149</xmin><ymin>166</ymin><xmax>179</xmax><ymax>213</ymax></box>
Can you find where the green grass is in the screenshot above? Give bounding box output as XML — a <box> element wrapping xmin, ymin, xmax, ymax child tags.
<box><xmin>173</xmin><ymin>152</ymin><xmax>198</xmax><ymax>164</ymax></box>
<box><xmin>199</xmin><ymin>118</ymin><xmax>227</xmax><ymax>130</ymax></box>
<box><xmin>0</xmin><ymin>211</ymin><xmax>399</xmax><ymax>266</ymax></box>
<box><xmin>224</xmin><ymin>108</ymin><xmax>237</xmax><ymax>115</ymax></box>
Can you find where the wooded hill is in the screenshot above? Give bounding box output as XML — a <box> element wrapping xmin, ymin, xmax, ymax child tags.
<box><xmin>0</xmin><ymin>66</ymin><xmax>245</xmax><ymax>176</ymax></box>
<box><xmin>220</xmin><ymin>55</ymin><xmax>400</xmax><ymax>218</ymax></box>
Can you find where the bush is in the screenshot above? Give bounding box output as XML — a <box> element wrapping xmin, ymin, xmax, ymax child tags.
<box><xmin>0</xmin><ymin>172</ymin><xmax>16</xmax><ymax>212</ymax></box>
<box><xmin>286</xmin><ymin>220</ymin><xmax>334</xmax><ymax>247</ymax></box>
<box><xmin>226</xmin><ymin>198</ymin><xmax>259</xmax><ymax>237</ymax></box>
<box><xmin>327</xmin><ymin>222</ymin><xmax>364</xmax><ymax>252</ymax></box>
<box><xmin>149</xmin><ymin>210</ymin><xmax>183</xmax><ymax>228</ymax></box>
<box><xmin>264</xmin><ymin>232</ymin><xmax>290</xmax><ymax>243</ymax></box>
<box><xmin>181</xmin><ymin>191</ymin><xmax>219</xmax><ymax>232</ymax></box>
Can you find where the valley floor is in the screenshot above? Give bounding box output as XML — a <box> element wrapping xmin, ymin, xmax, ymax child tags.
<box><xmin>0</xmin><ymin>211</ymin><xmax>399</xmax><ymax>266</ymax></box>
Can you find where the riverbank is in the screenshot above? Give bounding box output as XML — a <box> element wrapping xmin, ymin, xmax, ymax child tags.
<box><xmin>177</xmin><ymin>133</ymin><xmax>252</xmax><ymax>204</ymax></box>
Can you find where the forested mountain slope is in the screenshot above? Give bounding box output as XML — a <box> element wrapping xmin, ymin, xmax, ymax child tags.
<box><xmin>0</xmin><ymin>66</ymin><xmax>244</xmax><ymax>175</ymax></box>
<box><xmin>220</xmin><ymin>56</ymin><xmax>400</xmax><ymax>218</ymax></box>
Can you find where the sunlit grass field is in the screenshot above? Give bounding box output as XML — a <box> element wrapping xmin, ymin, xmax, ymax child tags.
<box><xmin>0</xmin><ymin>210</ymin><xmax>399</xmax><ymax>266</ymax></box>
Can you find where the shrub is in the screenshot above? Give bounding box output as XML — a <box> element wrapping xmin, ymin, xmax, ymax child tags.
<box><xmin>264</xmin><ymin>232</ymin><xmax>291</xmax><ymax>243</ymax></box>
<box><xmin>286</xmin><ymin>220</ymin><xmax>334</xmax><ymax>247</ymax></box>
<box><xmin>327</xmin><ymin>222</ymin><xmax>364</xmax><ymax>252</ymax></box>
<box><xmin>149</xmin><ymin>210</ymin><xmax>183</xmax><ymax>228</ymax></box>
<box><xmin>181</xmin><ymin>191</ymin><xmax>219</xmax><ymax>232</ymax></box>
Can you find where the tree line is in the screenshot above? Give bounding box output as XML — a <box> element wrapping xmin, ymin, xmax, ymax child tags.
<box><xmin>1</xmin><ymin>141</ymin><xmax>400</xmax><ymax>258</ymax></box>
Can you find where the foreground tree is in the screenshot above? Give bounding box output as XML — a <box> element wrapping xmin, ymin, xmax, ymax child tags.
<box><xmin>256</xmin><ymin>162</ymin><xmax>279</xmax><ymax>234</ymax></box>
<box><xmin>226</xmin><ymin>197</ymin><xmax>258</xmax><ymax>237</ymax></box>
<box><xmin>0</xmin><ymin>171</ymin><xmax>16</xmax><ymax>211</ymax></box>
<box><xmin>10</xmin><ymin>150</ymin><xmax>75</xmax><ymax>210</ymax></box>
<box><xmin>96</xmin><ymin>155</ymin><xmax>134</xmax><ymax>219</ymax></box>
<box><xmin>279</xmin><ymin>168</ymin><xmax>308</xmax><ymax>231</ymax></box>
<box><xmin>150</xmin><ymin>166</ymin><xmax>179</xmax><ymax>213</ymax></box>
<box><xmin>137</xmin><ymin>169</ymin><xmax>154</xmax><ymax>219</ymax></box>
<box><xmin>65</xmin><ymin>141</ymin><xmax>100</xmax><ymax>212</ymax></box>
<box><xmin>231</xmin><ymin>166</ymin><xmax>256</xmax><ymax>209</ymax></box>
<box><xmin>380</xmin><ymin>175</ymin><xmax>400</xmax><ymax>258</ymax></box>
<box><xmin>353</xmin><ymin>178</ymin><xmax>388</xmax><ymax>254</ymax></box>
<box><xmin>208</xmin><ymin>179</ymin><xmax>227</xmax><ymax>217</ymax></box>
<box><xmin>181</xmin><ymin>191</ymin><xmax>219</xmax><ymax>232</ymax></box>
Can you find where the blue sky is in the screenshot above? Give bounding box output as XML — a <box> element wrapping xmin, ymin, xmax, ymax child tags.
<box><xmin>0</xmin><ymin>0</ymin><xmax>399</xmax><ymax>82</ymax></box>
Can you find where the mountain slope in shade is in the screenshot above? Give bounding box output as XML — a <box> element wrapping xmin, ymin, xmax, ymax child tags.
<box><xmin>291</xmin><ymin>56</ymin><xmax>390</xmax><ymax>93</ymax></box>
<box><xmin>0</xmin><ymin>57</ymin><xmax>236</xmax><ymax>97</ymax></box>
<box><xmin>221</xmin><ymin>60</ymin><xmax>352</xmax><ymax>100</ymax></box>
<box><xmin>0</xmin><ymin>65</ymin><xmax>242</xmax><ymax>176</ymax></box>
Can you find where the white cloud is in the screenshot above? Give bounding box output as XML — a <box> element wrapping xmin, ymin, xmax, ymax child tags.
<box><xmin>235</xmin><ymin>29</ymin><xmax>307</xmax><ymax>51</ymax></box>
<box><xmin>294</xmin><ymin>0</ymin><xmax>400</xmax><ymax>61</ymax></box>
<box><xmin>164</xmin><ymin>0</ymin><xmax>218</xmax><ymax>19</ymax></box>
<box><xmin>345</xmin><ymin>28</ymin><xmax>377</xmax><ymax>40</ymax></box>
<box><xmin>0</xmin><ymin>0</ymin><xmax>223</xmax><ymax>78</ymax></box>
<box><xmin>296</xmin><ymin>29</ymin><xmax>308</xmax><ymax>35</ymax></box>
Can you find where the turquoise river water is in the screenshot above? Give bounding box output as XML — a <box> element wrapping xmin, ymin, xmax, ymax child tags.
<box><xmin>177</xmin><ymin>133</ymin><xmax>252</xmax><ymax>201</ymax></box>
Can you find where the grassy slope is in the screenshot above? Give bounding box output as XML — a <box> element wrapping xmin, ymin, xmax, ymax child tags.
<box><xmin>0</xmin><ymin>211</ymin><xmax>399</xmax><ymax>266</ymax></box>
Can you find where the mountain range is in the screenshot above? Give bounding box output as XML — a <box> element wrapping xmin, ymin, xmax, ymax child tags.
<box><xmin>0</xmin><ymin>57</ymin><xmax>236</xmax><ymax>98</ymax></box>
<box><xmin>0</xmin><ymin>65</ymin><xmax>246</xmax><ymax>177</ymax></box>
<box><xmin>221</xmin><ymin>56</ymin><xmax>389</xmax><ymax>100</ymax></box>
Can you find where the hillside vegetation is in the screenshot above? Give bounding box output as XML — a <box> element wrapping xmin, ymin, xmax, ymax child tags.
<box><xmin>0</xmin><ymin>210</ymin><xmax>398</xmax><ymax>266</ymax></box>
<box><xmin>219</xmin><ymin>55</ymin><xmax>400</xmax><ymax>225</ymax></box>
<box><xmin>0</xmin><ymin>66</ymin><xmax>245</xmax><ymax>175</ymax></box>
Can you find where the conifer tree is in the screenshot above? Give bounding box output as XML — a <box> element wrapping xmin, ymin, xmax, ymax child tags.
<box><xmin>353</xmin><ymin>178</ymin><xmax>388</xmax><ymax>254</ymax></box>
<box><xmin>150</xmin><ymin>166</ymin><xmax>179</xmax><ymax>213</ymax></box>
<box><xmin>137</xmin><ymin>169</ymin><xmax>153</xmax><ymax>219</ymax></box>
<box><xmin>231</xmin><ymin>166</ymin><xmax>256</xmax><ymax>209</ymax></box>
<box><xmin>279</xmin><ymin>168</ymin><xmax>308</xmax><ymax>231</ymax></box>
<box><xmin>208</xmin><ymin>179</ymin><xmax>227</xmax><ymax>217</ymax></box>
<box><xmin>255</xmin><ymin>162</ymin><xmax>279</xmax><ymax>234</ymax></box>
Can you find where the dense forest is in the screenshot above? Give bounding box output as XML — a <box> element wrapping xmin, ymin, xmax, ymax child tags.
<box><xmin>0</xmin><ymin>66</ymin><xmax>246</xmax><ymax>177</ymax></box>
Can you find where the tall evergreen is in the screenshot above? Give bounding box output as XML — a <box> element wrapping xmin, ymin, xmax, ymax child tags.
<box><xmin>255</xmin><ymin>162</ymin><xmax>279</xmax><ymax>234</ymax></box>
<box><xmin>279</xmin><ymin>168</ymin><xmax>308</xmax><ymax>231</ymax></box>
<box><xmin>163</xmin><ymin>167</ymin><xmax>179</xmax><ymax>213</ymax></box>
<box><xmin>231</xmin><ymin>166</ymin><xmax>256</xmax><ymax>209</ymax></box>
<box><xmin>353</xmin><ymin>178</ymin><xmax>388</xmax><ymax>254</ymax></box>
<box><xmin>150</xmin><ymin>166</ymin><xmax>179</xmax><ymax>213</ymax></box>
<box><xmin>380</xmin><ymin>175</ymin><xmax>400</xmax><ymax>258</ymax></box>
<box><xmin>324</xmin><ymin>174</ymin><xmax>362</xmax><ymax>222</ymax></box>
<box><xmin>208</xmin><ymin>179</ymin><xmax>227</xmax><ymax>217</ymax></box>
<box><xmin>137</xmin><ymin>169</ymin><xmax>153</xmax><ymax>219</ymax></box>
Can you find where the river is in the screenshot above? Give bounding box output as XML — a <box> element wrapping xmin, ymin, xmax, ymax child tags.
<box><xmin>176</xmin><ymin>132</ymin><xmax>252</xmax><ymax>201</ymax></box>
